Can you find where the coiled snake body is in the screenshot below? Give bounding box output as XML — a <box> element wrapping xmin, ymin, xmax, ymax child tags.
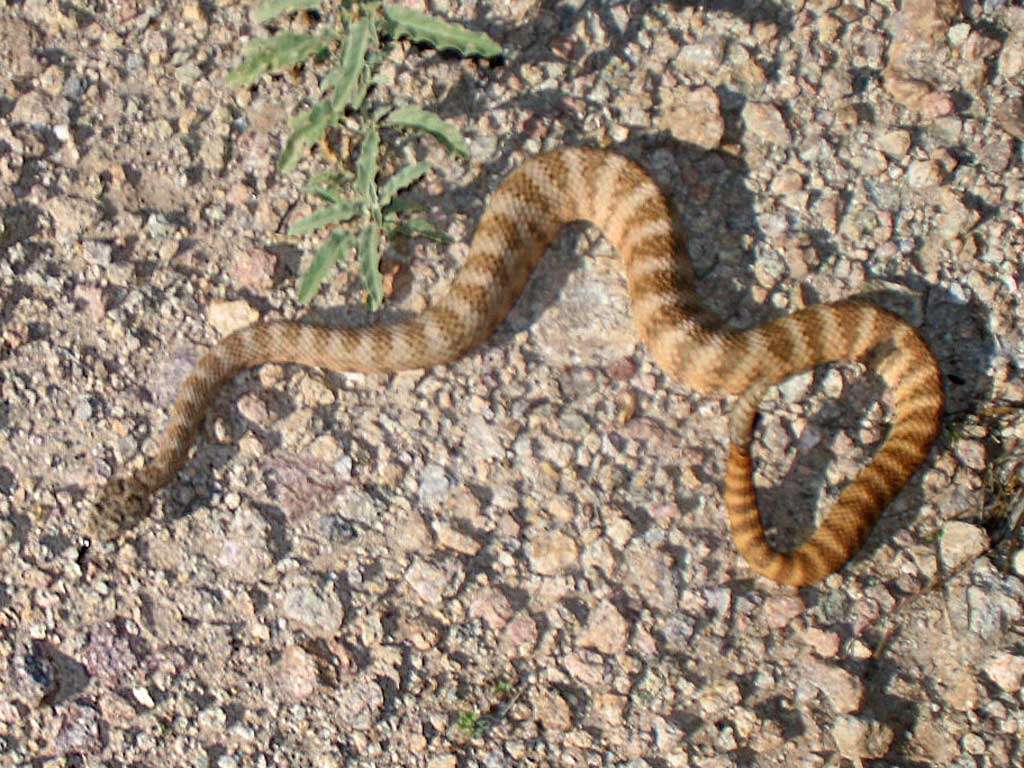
<box><xmin>93</xmin><ymin>148</ymin><xmax>944</xmax><ymax>586</ymax></box>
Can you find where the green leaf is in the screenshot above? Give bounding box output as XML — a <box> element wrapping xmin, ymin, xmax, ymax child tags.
<box><xmin>384</xmin><ymin>106</ymin><xmax>469</xmax><ymax>158</ymax></box>
<box><xmin>389</xmin><ymin>217</ymin><xmax>451</xmax><ymax>243</ymax></box>
<box><xmin>350</xmin><ymin>65</ymin><xmax>375</xmax><ymax>112</ymax></box>
<box><xmin>357</xmin><ymin>223</ymin><xmax>384</xmax><ymax>310</ymax></box>
<box><xmin>378</xmin><ymin>162</ymin><xmax>430</xmax><ymax>208</ymax></box>
<box><xmin>288</xmin><ymin>200</ymin><xmax>363</xmax><ymax>236</ymax></box>
<box><xmin>255</xmin><ymin>0</ymin><xmax>321</xmax><ymax>24</ymax></box>
<box><xmin>382</xmin><ymin>196</ymin><xmax>424</xmax><ymax>218</ymax></box>
<box><xmin>355</xmin><ymin>123</ymin><xmax>380</xmax><ymax>201</ymax></box>
<box><xmin>278</xmin><ymin>96</ymin><xmax>335</xmax><ymax>173</ymax></box>
<box><xmin>323</xmin><ymin>17</ymin><xmax>372</xmax><ymax>113</ymax></box>
<box><xmin>381</xmin><ymin>5</ymin><xmax>501</xmax><ymax>58</ymax></box>
<box><xmin>298</xmin><ymin>229</ymin><xmax>355</xmax><ymax>304</ymax></box>
<box><xmin>227</xmin><ymin>32</ymin><xmax>328</xmax><ymax>87</ymax></box>
<box><xmin>306</xmin><ymin>185</ymin><xmax>340</xmax><ymax>204</ymax></box>
<box><xmin>304</xmin><ymin>170</ymin><xmax>353</xmax><ymax>203</ymax></box>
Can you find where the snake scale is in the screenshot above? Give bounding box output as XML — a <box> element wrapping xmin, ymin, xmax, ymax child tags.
<box><xmin>91</xmin><ymin>148</ymin><xmax>944</xmax><ymax>586</ymax></box>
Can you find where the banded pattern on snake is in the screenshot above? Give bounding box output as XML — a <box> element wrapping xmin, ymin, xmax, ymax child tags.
<box><xmin>92</xmin><ymin>148</ymin><xmax>944</xmax><ymax>586</ymax></box>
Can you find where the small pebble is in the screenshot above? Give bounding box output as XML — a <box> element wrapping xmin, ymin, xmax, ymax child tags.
<box><xmin>529</xmin><ymin>530</ymin><xmax>579</xmax><ymax>576</ymax></box>
<box><xmin>983</xmin><ymin>652</ymin><xmax>1024</xmax><ymax>693</ymax></box>
<box><xmin>207</xmin><ymin>299</ymin><xmax>258</xmax><ymax>336</ymax></box>
<box><xmin>742</xmin><ymin>101</ymin><xmax>791</xmax><ymax>144</ymax></box>
<box><xmin>579</xmin><ymin>600</ymin><xmax>629</xmax><ymax>655</ymax></box>
<box><xmin>939</xmin><ymin>521</ymin><xmax>989</xmax><ymax>570</ymax></box>
<box><xmin>131</xmin><ymin>686</ymin><xmax>155</xmax><ymax>708</ymax></box>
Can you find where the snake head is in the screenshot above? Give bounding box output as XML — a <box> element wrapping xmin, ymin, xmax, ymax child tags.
<box><xmin>87</xmin><ymin>474</ymin><xmax>152</xmax><ymax>543</ymax></box>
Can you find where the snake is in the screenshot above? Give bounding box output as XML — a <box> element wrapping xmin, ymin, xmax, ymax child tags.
<box><xmin>90</xmin><ymin>148</ymin><xmax>944</xmax><ymax>586</ymax></box>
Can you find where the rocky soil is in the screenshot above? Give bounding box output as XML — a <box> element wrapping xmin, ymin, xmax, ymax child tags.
<box><xmin>1</xmin><ymin>0</ymin><xmax>1023</xmax><ymax>766</ymax></box>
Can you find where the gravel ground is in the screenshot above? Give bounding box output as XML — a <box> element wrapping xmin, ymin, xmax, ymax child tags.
<box><xmin>2</xmin><ymin>0</ymin><xmax>1024</xmax><ymax>766</ymax></box>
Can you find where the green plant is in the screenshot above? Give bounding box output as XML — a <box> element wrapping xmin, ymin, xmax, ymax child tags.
<box><xmin>228</xmin><ymin>0</ymin><xmax>502</xmax><ymax>308</ymax></box>
<box><xmin>453</xmin><ymin>678</ymin><xmax>523</xmax><ymax>741</ymax></box>
<box><xmin>456</xmin><ymin>710</ymin><xmax>487</xmax><ymax>738</ymax></box>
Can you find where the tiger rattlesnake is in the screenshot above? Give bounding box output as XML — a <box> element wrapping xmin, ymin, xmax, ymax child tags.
<box><xmin>91</xmin><ymin>148</ymin><xmax>944</xmax><ymax>586</ymax></box>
